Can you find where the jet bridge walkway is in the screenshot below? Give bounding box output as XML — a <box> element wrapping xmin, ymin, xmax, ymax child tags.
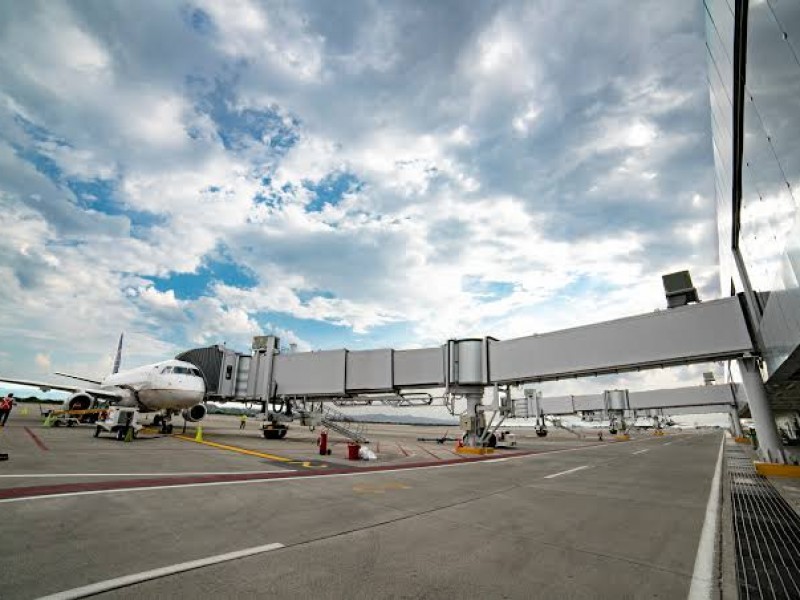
<box><xmin>178</xmin><ymin>296</ymin><xmax>753</xmax><ymax>402</ymax></box>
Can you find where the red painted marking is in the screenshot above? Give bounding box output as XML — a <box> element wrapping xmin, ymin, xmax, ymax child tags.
<box><xmin>23</xmin><ymin>427</ymin><xmax>48</xmax><ymax>451</ymax></box>
<box><xmin>416</xmin><ymin>445</ymin><xmax>442</xmax><ymax>460</ymax></box>
<box><xmin>397</xmin><ymin>443</ymin><xmax>410</xmax><ymax>457</ymax></box>
<box><xmin>0</xmin><ymin>449</ymin><xmax>553</xmax><ymax>501</ymax></box>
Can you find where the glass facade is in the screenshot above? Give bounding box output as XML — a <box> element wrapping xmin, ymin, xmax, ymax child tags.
<box><xmin>705</xmin><ymin>0</ymin><xmax>738</xmax><ymax>296</ymax></box>
<box><xmin>707</xmin><ymin>0</ymin><xmax>800</xmax><ymax>382</ymax></box>
<box><xmin>742</xmin><ymin>0</ymin><xmax>800</xmax><ymax>378</ymax></box>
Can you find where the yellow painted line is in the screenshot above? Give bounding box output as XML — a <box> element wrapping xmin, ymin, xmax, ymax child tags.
<box><xmin>173</xmin><ymin>435</ymin><xmax>296</xmax><ymax>464</ymax></box>
<box><xmin>352</xmin><ymin>481</ymin><xmax>411</xmax><ymax>494</ymax></box>
<box><xmin>754</xmin><ymin>462</ymin><xmax>800</xmax><ymax>478</ymax></box>
<box><xmin>455</xmin><ymin>446</ymin><xmax>495</xmax><ymax>455</ymax></box>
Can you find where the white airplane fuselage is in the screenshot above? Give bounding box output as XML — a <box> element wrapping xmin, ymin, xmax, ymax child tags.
<box><xmin>100</xmin><ymin>359</ymin><xmax>205</xmax><ymax>412</ymax></box>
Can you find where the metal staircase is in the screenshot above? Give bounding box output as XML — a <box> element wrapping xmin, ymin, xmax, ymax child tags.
<box><xmin>545</xmin><ymin>415</ymin><xmax>584</xmax><ymax>438</ymax></box>
<box><xmin>320</xmin><ymin>405</ymin><xmax>369</xmax><ymax>444</ymax></box>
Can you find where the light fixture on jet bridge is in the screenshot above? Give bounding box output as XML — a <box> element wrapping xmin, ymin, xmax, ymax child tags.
<box><xmin>662</xmin><ymin>270</ymin><xmax>700</xmax><ymax>309</ymax></box>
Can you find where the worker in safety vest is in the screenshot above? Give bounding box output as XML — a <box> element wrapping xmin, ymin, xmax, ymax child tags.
<box><xmin>0</xmin><ymin>393</ymin><xmax>14</xmax><ymax>426</ymax></box>
<box><xmin>239</xmin><ymin>413</ymin><xmax>247</xmax><ymax>430</ymax></box>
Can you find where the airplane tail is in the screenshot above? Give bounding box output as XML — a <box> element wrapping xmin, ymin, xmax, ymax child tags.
<box><xmin>112</xmin><ymin>333</ymin><xmax>124</xmax><ymax>374</ymax></box>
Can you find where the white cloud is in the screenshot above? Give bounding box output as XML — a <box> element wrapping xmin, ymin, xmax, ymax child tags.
<box><xmin>34</xmin><ymin>352</ymin><xmax>51</xmax><ymax>372</ymax></box>
<box><xmin>0</xmin><ymin>0</ymin><xmax>721</xmax><ymax>400</ymax></box>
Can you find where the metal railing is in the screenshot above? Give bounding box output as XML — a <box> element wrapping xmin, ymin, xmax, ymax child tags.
<box><xmin>320</xmin><ymin>405</ymin><xmax>369</xmax><ymax>444</ymax></box>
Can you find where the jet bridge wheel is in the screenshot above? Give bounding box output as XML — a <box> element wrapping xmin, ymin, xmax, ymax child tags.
<box><xmin>263</xmin><ymin>426</ymin><xmax>288</xmax><ymax>440</ymax></box>
<box><xmin>535</xmin><ymin>428</ymin><xmax>548</xmax><ymax>438</ymax></box>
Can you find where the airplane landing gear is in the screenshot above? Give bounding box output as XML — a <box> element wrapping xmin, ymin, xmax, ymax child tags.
<box><xmin>154</xmin><ymin>413</ymin><xmax>174</xmax><ymax>434</ymax></box>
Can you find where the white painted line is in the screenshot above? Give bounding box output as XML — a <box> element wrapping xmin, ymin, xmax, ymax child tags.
<box><xmin>0</xmin><ymin>440</ymin><xmax>644</xmax><ymax>504</ymax></box>
<box><xmin>0</xmin><ymin>471</ymin><xmax>286</xmax><ymax>478</ymax></box>
<box><xmin>663</xmin><ymin>442</ymin><xmax>673</xmax><ymax>446</ymax></box>
<box><xmin>543</xmin><ymin>465</ymin><xmax>590</xmax><ymax>479</ymax></box>
<box><xmin>687</xmin><ymin>436</ymin><xmax>725</xmax><ymax>600</ymax></box>
<box><xmin>37</xmin><ymin>542</ymin><xmax>284</xmax><ymax>599</ymax></box>
<box><xmin>633</xmin><ymin>449</ymin><xmax>649</xmax><ymax>455</ymax></box>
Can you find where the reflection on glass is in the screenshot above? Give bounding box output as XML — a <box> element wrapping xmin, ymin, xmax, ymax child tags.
<box><xmin>741</xmin><ymin>1</ymin><xmax>800</xmax><ymax>376</ymax></box>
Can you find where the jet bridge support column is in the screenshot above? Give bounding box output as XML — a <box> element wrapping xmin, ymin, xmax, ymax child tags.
<box><xmin>448</xmin><ymin>339</ymin><xmax>492</xmax><ymax>449</ymax></box>
<box><xmin>738</xmin><ymin>357</ymin><xmax>784</xmax><ymax>463</ymax></box>
<box><xmin>459</xmin><ymin>390</ymin><xmax>485</xmax><ymax>447</ymax></box>
<box><xmin>728</xmin><ymin>405</ymin><xmax>744</xmax><ymax>439</ymax></box>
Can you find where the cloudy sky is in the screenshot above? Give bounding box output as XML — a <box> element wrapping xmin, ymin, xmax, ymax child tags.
<box><xmin>0</xmin><ymin>0</ymin><xmax>722</xmax><ymax>394</ymax></box>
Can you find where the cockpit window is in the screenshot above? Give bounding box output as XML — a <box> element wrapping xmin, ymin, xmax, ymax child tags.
<box><xmin>162</xmin><ymin>365</ymin><xmax>202</xmax><ymax>376</ymax></box>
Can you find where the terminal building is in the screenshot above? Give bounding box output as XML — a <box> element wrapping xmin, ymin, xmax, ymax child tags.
<box><xmin>705</xmin><ymin>1</ymin><xmax>800</xmax><ymax>434</ymax></box>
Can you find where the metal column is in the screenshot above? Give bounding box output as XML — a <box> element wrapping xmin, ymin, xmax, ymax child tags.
<box><xmin>738</xmin><ymin>357</ymin><xmax>784</xmax><ymax>463</ymax></box>
<box><xmin>728</xmin><ymin>405</ymin><xmax>744</xmax><ymax>438</ymax></box>
<box><xmin>462</xmin><ymin>391</ymin><xmax>484</xmax><ymax>447</ymax></box>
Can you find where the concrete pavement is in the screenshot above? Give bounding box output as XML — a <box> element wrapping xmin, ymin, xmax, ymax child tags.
<box><xmin>0</xmin><ymin>414</ymin><xmax>722</xmax><ymax>599</ymax></box>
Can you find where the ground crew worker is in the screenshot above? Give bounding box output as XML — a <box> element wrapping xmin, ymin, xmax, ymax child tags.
<box><xmin>0</xmin><ymin>393</ymin><xmax>14</xmax><ymax>426</ymax></box>
<box><xmin>239</xmin><ymin>413</ymin><xmax>247</xmax><ymax>430</ymax></box>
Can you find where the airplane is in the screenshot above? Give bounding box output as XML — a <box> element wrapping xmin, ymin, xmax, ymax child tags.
<box><xmin>0</xmin><ymin>334</ymin><xmax>206</xmax><ymax>433</ymax></box>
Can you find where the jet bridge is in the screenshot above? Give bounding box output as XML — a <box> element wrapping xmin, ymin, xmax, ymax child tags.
<box><xmin>178</xmin><ymin>295</ymin><xmax>765</xmax><ymax>451</ymax></box>
<box><xmin>516</xmin><ymin>383</ymin><xmax>746</xmax><ymax>438</ymax></box>
<box><xmin>180</xmin><ymin>296</ymin><xmax>752</xmax><ymax>398</ymax></box>
<box><xmin>528</xmin><ymin>383</ymin><xmax>742</xmax><ymax>416</ymax></box>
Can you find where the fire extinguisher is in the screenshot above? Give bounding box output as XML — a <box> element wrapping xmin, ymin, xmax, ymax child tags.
<box><xmin>318</xmin><ymin>430</ymin><xmax>328</xmax><ymax>456</ymax></box>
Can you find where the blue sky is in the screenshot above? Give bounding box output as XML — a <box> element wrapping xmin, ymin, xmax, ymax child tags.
<box><xmin>0</xmin><ymin>0</ymin><xmax>723</xmax><ymax>394</ymax></box>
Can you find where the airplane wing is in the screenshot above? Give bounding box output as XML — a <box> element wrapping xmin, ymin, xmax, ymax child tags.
<box><xmin>0</xmin><ymin>376</ymin><xmax>124</xmax><ymax>400</ymax></box>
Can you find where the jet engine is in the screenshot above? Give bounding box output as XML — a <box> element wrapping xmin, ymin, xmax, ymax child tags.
<box><xmin>181</xmin><ymin>403</ymin><xmax>207</xmax><ymax>422</ymax></box>
<box><xmin>63</xmin><ymin>392</ymin><xmax>95</xmax><ymax>412</ymax></box>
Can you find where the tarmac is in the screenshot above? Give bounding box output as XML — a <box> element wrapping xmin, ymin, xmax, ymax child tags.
<box><xmin>0</xmin><ymin>407</ymin><xmax>727</xmax><ymax>599</ymax></box>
